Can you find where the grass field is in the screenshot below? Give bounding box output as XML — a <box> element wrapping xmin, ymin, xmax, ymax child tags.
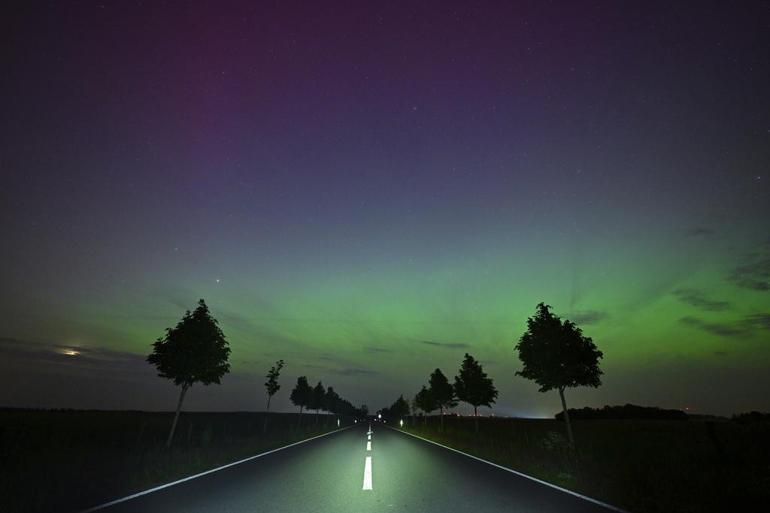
<box><xmin>401</xmin><ymin>415</ymin><xmax>770</xmax><ymax>513</ymax></box>
<box><xmin>0</xmin><ymin>410</ymin><xmax>349</xmax><ymax>513</ymax></box>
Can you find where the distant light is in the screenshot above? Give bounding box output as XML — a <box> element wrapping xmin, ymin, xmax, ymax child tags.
<box><xmin>337</xmin><ymin>418</ymin><xmax>340</xmax><ymax>427</ymax></box>
<box><xmin>61</xmin><ymin>349</ymin><xmax>80</xmax><ymax>356</ymax></box>
<box><xmin>355</xmin><ymin>420</ymin><xmax>357</xmax><ymax>423</ymax></box>
<box><xmin>399</xmin><ymin>419</ymin><xmax>404</xmax><ymax>427</ymax></box>
<box><xmin>378</xmin><ymin>413</ymin><xmax>382</xmax><ymax>419</ymax></box>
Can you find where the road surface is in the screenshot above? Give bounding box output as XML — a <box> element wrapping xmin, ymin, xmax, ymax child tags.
<box><xmin>84</xmin><ymin>423</ymin><xmax>622</xmax><ymax>513</ymax></box>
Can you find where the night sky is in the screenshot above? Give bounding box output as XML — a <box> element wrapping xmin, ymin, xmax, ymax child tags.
<box><xmin>2</xmin><ymin>1</ymin><xmax>769</xmax><ymax>417</ymax></box>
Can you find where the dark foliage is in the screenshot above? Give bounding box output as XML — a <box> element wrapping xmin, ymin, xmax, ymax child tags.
<box><xmin>732</xmin><ymin>411</ymin><xmax>770</xmax><ymax>423</ymax></box>
<box><xmin>429</xmin><ymin>368</ymin><xmax>457</xmax><ymax>431</ymax></box>
<box><xmin>454</xmin><ymin>353</ymin><xmax>498</xmax><ymax>418</ymax></box>
<box><xmin>289</xmin><ymin>376</ymin><xmax>312</xmax><ymax>414</ymax></box>
<box><xmin>414</xmin><ymin>385</ymin><xmax>437</xmax><ymax>418</ymax></box>
<box><xmin>515</xmin><ymin>303</ymin><xmax>603</xmax><ymax>392</ymax></box>
<box><xmin>147</xmin><ymin>299</ymin><xmax>231</xmax><ymax>388</ymax></box>
<box><xmin>556</xmin><ymin>404</ymin><xmax>688</xmax><ymax>421</ymax></box>
<box><xmin>264</xmin><ymin>359</ymin><xmax>285</xmax><ymax>410</ymax></box>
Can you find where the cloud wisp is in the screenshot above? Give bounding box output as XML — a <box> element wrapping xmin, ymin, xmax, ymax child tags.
<box><xmin>679</xmin><ymin>317</ymin><xmax>743</xmax><ymax>337</ymax></box>
<box><xmin>568</xmin><ymin>310</ymin><xmax>608</xmax><ymax>325</ymax></box>
<box><xmin>419</xmin><ymin>340</ymin><xmax>471</xmax><ymax>349</ymax></box>
<box><xmin>673</xmin><ymin>288</ymin><xmax>731</xmax><ymax>311</ymax></box>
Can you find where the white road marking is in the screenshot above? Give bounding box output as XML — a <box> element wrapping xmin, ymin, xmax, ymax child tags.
<box><xmin>367</xmin><ymin>441</ymin><xmax>371</xmax><ymax>451</ymax></box>
<box><xmin>79</xmin><ymin>426</ymin><xmax>354</xmax><ymax>512</ymax></box>
<box><xmin>362</xmin><ymin>456</ymin><xmax>373</xmax><ymax>490</ymax></box>
<box><xmin>367</xmin><ymin>434</ymin><xmax>371</xmax><ymax>440</ymax></box>
<box><xmin>391</xmin><ymin>428</ymin><xmax>628</xmax><ymax>512</ymax></box>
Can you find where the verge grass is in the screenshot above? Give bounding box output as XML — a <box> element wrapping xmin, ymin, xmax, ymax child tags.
<box><xmin>0</xmin><ymin>410</ymin><xmax>347</xmax><ymax>513</ymax></box>
<box><xmin>402</xmin><ymin>416</ymin><xmax>770</xmax><ymax>513</ymax></box>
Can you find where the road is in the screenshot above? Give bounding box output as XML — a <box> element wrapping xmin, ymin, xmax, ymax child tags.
<box><xmin>85</xmin><ymin>422</ymin><xmax>622</xmax><ymax>513</ymax></box>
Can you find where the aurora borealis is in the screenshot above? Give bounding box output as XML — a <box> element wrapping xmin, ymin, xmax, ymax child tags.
<box><xmin>2</xmin><ymin>1</ymin><xmax>769</xmax><ymax>417</ymax></box>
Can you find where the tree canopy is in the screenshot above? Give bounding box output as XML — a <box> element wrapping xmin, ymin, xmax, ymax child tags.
<box><xmin>147</xmin><ymin>299</ymin><xmax>231</xmax><ymax>388</ymax></box>
<box><xmin>325</xmin><ymin>386</ymin><xmax>341</xmax><ymax>414</ymax></box>
<box><xmin>309</xmin><ymin>381</ymin><xmax>326</xmax><ymax>412</ymax></box>
<box><xmin>290</xmin><ymin>376</ymin><xmax>312</xmax><ymax>413</ymax></box>
<box><xmin>515</xmin><ymin>303</ymin><xmax>603</xmax><ymax>392</ymax></box>
<box><xmin>454</xmin><ymin>353</ymin><xmax>498</xmax><ymax>413</ymax></box>
<box><xmin>389</xmin><ymin>395</ymin><xmax>410</xmax><ymax>419</ymax></box>
<box><xmin>414</xmin><ymin>385</ymin><xmax>437</xmax><ymax>416</ymax></box>
<box><xmin>429</xmin><ymin>368</ymin><xmax>457</xmax><ymax>412</ymax></box>
<box><xmin>264</xmin><ymin>359</ymin><xmax>285</xmax><ymax>407</ymax></box>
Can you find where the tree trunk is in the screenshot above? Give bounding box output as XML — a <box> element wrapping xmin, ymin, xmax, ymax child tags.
<box><xmin>474</xmin><ymin>405</ymin><xmax>478</xmax><ymax>434</ymax></box>
<box><xmin>297</xmin><ymin>405</ymin><xmax>303</xmax><ymax>428</ymax></box>
<box><xmin>558</xmin><ymin>387</ymin><xmax>575</xmax><ymax>449</ymax></box>
<box><xmin>263</xmin><ymin>395</ymin><xmax>272</xmax><ymax>433</ymax></box>
<box><xmin>440</xmin><ymin>407</ymin><xmax>444</xmax><ymax>432</ymax></box>
<box><xmin>423</xmin><ymin>414</ymin><xmax>427</xmax><ymax>426</ymax></box>
<box><xmin>166</xmin><ymin>383</ymin><xmax>189</xmax><ymax>448</ymax></box>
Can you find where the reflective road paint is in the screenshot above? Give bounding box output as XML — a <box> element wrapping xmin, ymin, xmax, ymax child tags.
<box><xmin>80</xmin><ymin>424</ymin><xmax>624</xmax><ymax>513</ymax></box>
<box><xmin>362</xmin><ymin>456</ymin><xmax>372</xmax><ymax>490</ymax></box>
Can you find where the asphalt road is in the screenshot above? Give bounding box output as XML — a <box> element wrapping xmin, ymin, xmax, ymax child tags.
<box><xmin>86</xmin><ymin>422</ymin><xmax>622</xmax><ymax>513</ymax></box>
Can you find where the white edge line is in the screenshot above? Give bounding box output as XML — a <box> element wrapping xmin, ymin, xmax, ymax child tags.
<box><xmin>389</xmin><ymin>427</ymin><xmax>628</xmax><ymax>513</ymax></box>
<box><xmin>80</xmin><ymin>425</ymin><xmax>355</xmax><ymax>512</ymax></box>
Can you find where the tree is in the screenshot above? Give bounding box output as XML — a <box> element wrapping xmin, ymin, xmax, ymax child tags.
<box><xmin>414</xmin><ymin>385</ymin><xmax>437</xmax><ymax>425</ymax></box>
<box><xmin>390</xmin><ymin>395</ymin><xmax>410</xmax><ymax>422</ymax></box>
<box><xmin>309</xmin><ymin>381</ymin><xmax>326</xmax><ymax>423</ymax></box>
<box><xmin>325</xmin><ymin>386</ymin><xmax>341</xmax><ymax>425</ymax></box>
<box><xmin>290</xmin><ymin>376</ymin><xmax>312</xmax><ymax>425</ymax></box>
<box><xmin>454</xmin><ymin>353</ymin><xmax>498</xmax><ymax>433</ymax></box>
<box><xmin>515</xmin><ymin>303</ymin><xmax>604</xmax><ymax>448</ymax></box>
<box><xmin>147</xmin><ymin>299</ymin><xmax>230</xmax><ymax>447</ymax></box>
<box><xmin>263</xmin><ymin>359</ymin><xmax>285</xmax><ymax>432</ymax></box>
<box><xmin>429</xmin><ymin>368</ymin><xmax>457</xmax><ymax>432</ymax></box>
<box><xmin>264</xmin><ymin>359</ymin><xmax>285</xmax><ymax>411</ymax></box>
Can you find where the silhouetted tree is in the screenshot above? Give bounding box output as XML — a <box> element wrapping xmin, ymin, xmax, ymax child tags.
<box><xmin>515</xmin><ymin>303</ymin><xmax>603</xmax><ymax>448</ymax></box>
<box><xmin>325</xmin><ymin>386</ymin><xmax>341</xmax><ymax>425</ymax></box>
<box><xmin>309</xmin><ymin>381</ymin><xmax>326</xmax><ymax>424</ymax></box>
<box><xmin>414</xmin><ymin>385</ymin><xmax>437</xmax><ymax>425</ymax></box>
<box><xmin>147</xmin><ymin>299</ymin><xmax>230</xmax><ymax>447</ymax></box>
<box><xmin>360</xmin><ymin>404</ymin><xmax>369</xmax><ymax>418</ymax></box>
<box><xmin>290</xmin><ymin>376</ymin><xmax>312</xmax><ymax>426</ymax></box>
<box><xmin>454</xmin><ymin>353</ymin><xmax>498</xmax><ymax>433</ymax></box>
<box><xmin>264</xmin><ymin>359</ymin><xmax>285</xmax><ymax>411</ymax></box>
<box><xmin>429</xmin><ymin>368</ymin><xmax>457</xmax><ymax>432</ymax></box>
<box><xmin>390</xmin><ymin>395</ymin><xmax>410</xmax><ymax>422</ymax></box>
<box><xmin>263</xmin><ymin>359</ymin><xmax>285</xmax><ymax>432</ymax></box>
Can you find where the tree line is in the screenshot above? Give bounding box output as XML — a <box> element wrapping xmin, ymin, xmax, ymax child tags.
<box><xmin>147</xmin><ymin>299</ymin><xmax>604</xmax><ymax>449</ymax></box>
<box><xmin>380</xmin><ymin>353</ymin><xmax>497</xmax><ymax>434</ymax></box>
<box><xmin>383</xmin><ymin>302</ymin><xmax>604</xmax><ymax>448</ymax></box>
<box><xmin>146</xmin><ymin>299</ymin><xmax>365</xmax><ymax>447</ymax></box>
<box><xmin>288</xmin><ymin>376</ymin><xmax>368</xmax><ymax>421</ymax></box>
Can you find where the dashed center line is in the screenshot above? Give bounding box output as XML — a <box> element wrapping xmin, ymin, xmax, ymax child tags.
<box><xmin>362</xmin><ymin>456</ymin><xmax>372</xmax><ymax>490</ymax></box>
<box><xmin>366</xmin><ymin>441</ymin><xmax>371</xmax><ymax>451</ymax></box>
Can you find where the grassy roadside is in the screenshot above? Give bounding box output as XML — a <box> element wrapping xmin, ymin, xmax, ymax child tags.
<box><xmin>0</xmin><ymin>410</ymin><xmax>350</xmax><ymax>513</ymax></box>
<box><xmin>399</xmin><ymin>416</ymin><xmax>770</xmax><ymax>513</ymax></box>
